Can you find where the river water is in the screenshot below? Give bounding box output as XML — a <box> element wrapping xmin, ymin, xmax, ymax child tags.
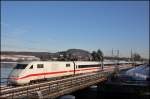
<box><xmin>1</xmin><ymin>62</ymin><xmax>16</xmax><ymax>84</ymax></box>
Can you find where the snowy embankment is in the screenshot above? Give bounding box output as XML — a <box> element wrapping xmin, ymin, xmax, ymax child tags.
<box><xmin>126</xmin><ymin>64</ymin><xmax>150</xmax><ymax>80</ymax></box>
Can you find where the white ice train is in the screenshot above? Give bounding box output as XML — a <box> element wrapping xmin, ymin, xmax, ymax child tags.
<box><xmin>8</xmin><ymin>61</ymin><xmax>132</xmax><ymax>85</ymax></box>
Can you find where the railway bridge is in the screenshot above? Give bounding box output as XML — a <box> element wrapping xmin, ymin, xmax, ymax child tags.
<box><xmin>0</xmin><ymin>65</ymin><xmax>133</xmax><ymax>99</ymax></box>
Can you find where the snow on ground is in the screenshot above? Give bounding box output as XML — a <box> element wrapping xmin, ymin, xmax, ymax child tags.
<box><xmin>126</xmin><ymin>64</ymin><xmax>150</xmax><ymax>80</ymax></box>
<box><xmin>1</xmin><ymin>55</ymin><xmax>40</xmax><ymax>61</ymax></box>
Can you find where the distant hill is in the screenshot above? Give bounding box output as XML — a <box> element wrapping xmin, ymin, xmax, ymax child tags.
<box><xmin>66</xmin><ymin>49</ymin><xmax>90</xmax><ymax>55</ymax></box>
<box><xmin>66</xmin><ymin>49</ymin><xmax>91</xmax><ymax>58</ymax></box>
<box><xmin>58</xmin><ymin>49</ymin><xmax>92</xmax><ymax>61</ymax></box>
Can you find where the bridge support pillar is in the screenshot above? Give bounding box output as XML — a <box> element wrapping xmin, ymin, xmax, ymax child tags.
<box><xmin>96</xmin><ymin>81</ymin><xmax>106</xmax><ymax>98</ymax></box>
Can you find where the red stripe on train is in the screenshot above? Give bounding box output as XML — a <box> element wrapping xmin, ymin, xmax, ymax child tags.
<box><xmin>14</xmin><ymin>67</ymin><xmax>100</xmax><ymax>80</ymax></box>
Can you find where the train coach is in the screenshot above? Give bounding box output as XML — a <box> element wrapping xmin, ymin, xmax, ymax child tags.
<box><xmin>8</xmin><ymin>61</ymin><xmax>131</xmax><ymax>85</ymax></box>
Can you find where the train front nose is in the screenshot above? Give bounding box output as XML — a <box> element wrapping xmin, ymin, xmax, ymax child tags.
<box><xmin>8</xmin><ymin>76</ymin><xmax>18</xmax><ymax>84</ymax></box>
<box><xmin>8</xmin><ymin>70</ymin><xmax>22</xmax><ymax>84</ymax></box>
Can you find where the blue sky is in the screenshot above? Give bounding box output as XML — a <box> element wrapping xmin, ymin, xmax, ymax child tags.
<box><xmin>1</xmin><ymin>1</ymin><xmax>149</xmax><ymax>58</ymax></box>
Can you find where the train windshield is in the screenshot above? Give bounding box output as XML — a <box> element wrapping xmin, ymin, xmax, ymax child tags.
<box><xmin>14</xmin><ymin>64</ymin><xmax>28</xmax><ymax>69</ymax></box>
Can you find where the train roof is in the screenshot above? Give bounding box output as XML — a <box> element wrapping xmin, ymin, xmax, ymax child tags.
<box><xmin>17</xmin><ymin>61</ymin><xmax>73</xmax><ymax>64</ymax></box>
<box><xmin>17</xmin><ymin>61</ymin><xmax>131</xmax><ymax>65</ymax></box>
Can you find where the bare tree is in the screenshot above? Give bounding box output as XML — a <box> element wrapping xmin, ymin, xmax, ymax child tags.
<box><xmin>91</xmin><ymin>49</ymin><xmax>104</xmax><ymax>70</ymax></box>
<box><xmin>91</xmin><ymin>51</ymin><xmax>97</xmax><ymax>61</ymax></box>
<box><xmin>132</xmin><ymin>53</ymin><xmax>141</xmax><ymax>61</ymax></box>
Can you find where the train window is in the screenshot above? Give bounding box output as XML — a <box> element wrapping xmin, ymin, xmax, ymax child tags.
<box><xmin>105</xmin><ymin>64</ymin><xmax>111</xmax><ymax>66</ymax></box>
<box><xmin>37</xmin><ymin>64</ymin><xmax>44</xmax><ymax>68</ymax></box>
<box><xmin>66</xmin><ymin>64</ymin><xmax>70</xmax><ymax>67</ymax></box>
<box><xmin>29</xmin><ymin>65</ymin><xmax>33</xmax><ymax>69</ymax></box>
<box><xmin>78</xmin><ymin>64</ymin><xmax>100</xmax><ymax>68</ymax></box>
<box><xmin>14</xmin><ymin>64</ymin><xmax>28</xmax><ymax>69</ymax></box>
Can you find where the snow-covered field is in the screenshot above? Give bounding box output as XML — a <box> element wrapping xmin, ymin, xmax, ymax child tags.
<box><xmin>1</xmin><ymin>55</ymin><xmax>40</xmax><ymax>61</ymax></box>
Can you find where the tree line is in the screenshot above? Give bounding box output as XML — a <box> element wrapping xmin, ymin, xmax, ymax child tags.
<box><xmin>36</xmin><ymin>49</ymin><xmax>146</xmax><ymax>62</ymax></box>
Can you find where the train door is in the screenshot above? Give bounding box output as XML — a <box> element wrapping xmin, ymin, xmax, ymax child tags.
<box><xmin>27</xmin><ymin>64</ymin><xmax>36</xmax><ymax>81</ymax></box>
<box><xmin>36</xmin><ymin>64</ymin><xmax>45</xmax><ymax>79</ymax></box>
